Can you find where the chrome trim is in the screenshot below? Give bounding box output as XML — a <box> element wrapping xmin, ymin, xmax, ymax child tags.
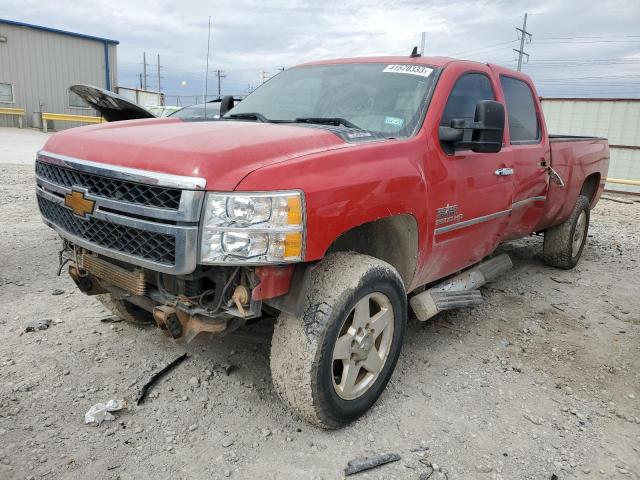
<box><xmin>494</xmin><ymin>167</ymin><xmax>514</xmax><ymax>176</ymax></box>
<box><xmin>37</xmin><ymin>151</ymin><xmax>207</xmax><ymax>190</ymax></box>
<box><xmin>435</xmin><ymin>209</ymin><xmax>511</xmax><ymax>235</ymax></box>
<box><xmin>511</xmin><ymin>196</ymin><xmax>547</xmax><ymax>209</ymax></box>
<box><xmin>36</xmin><ymin>187</ymin><xmax>199</xmax><ymax>275</ymax></box>
<box><xmin>36</xmin><ymin>174</ymin><xmax>204</xmax><ymax>223</ymax></box>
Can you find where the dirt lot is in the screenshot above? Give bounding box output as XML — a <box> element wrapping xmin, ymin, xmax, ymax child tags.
<box><xmin>1</xmin><ymin>160</ymin><xmax>639</xmax><ymax>480</ymax></box>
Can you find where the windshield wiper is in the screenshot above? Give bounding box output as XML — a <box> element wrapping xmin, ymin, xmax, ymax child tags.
<box><xmin>294</xmin><ymin>117</ymin><xmax>362</xmax><ymax>129</ymax></box>
<box><xmin>225</xmin><ymin>112</ymin><xmax>270</xmax><ymax>122</ymax></box>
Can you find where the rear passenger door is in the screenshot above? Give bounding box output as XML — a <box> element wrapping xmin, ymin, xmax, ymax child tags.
<box><xmin>498</xmin><ymin>74</ymin><xmax>550</xmax><ymax>239</ymax></box>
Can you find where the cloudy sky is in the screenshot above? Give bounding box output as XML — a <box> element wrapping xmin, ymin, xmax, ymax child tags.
<box><xmin>4</xmin><ymin>0</ymin><xmax>640</xmax><ymax>104</ymax></box>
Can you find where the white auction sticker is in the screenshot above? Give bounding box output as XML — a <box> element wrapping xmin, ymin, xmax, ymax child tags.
<box><xmin>382</xmin><ymin>64</ymin><xmax>434</xmax><ymax>78</ymax></box>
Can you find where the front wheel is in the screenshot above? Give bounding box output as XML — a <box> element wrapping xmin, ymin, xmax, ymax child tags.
<box><xmin>270</xmin><ymin>253</ymin><xmax>407</xmax><ymax>429</ymax></box>
<box><xmin>543</xmin><ymin>195</ymin><xmax>591</xmax><ymax>269</ymax></box>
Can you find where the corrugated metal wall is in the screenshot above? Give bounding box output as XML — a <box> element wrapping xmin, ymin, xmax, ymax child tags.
<box><xmin>541</xmin><ymin>98</ymin><xmax>640</xmax><ymax>194</ymax></box>
<box><xmin>0</xmin><ymin>22</ymin><xmax>117</xmax><ymax>130</ymax></box>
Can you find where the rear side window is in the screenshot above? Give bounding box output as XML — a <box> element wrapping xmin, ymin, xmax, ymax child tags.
<box><xmin>500</xmin><ymin>76</ymin><xmax>540</xmax><ymax>143</ymax></box>
<box><xmin>440</xmin><ymin>73</ymin><xmax>494</xmax><ymax>126</ymax></box>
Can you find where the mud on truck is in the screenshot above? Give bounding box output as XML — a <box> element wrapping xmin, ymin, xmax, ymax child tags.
<box><xmin>36</xmin><ymin>54</ymin><xmax>609</xmax><ymax>428</ymax></box>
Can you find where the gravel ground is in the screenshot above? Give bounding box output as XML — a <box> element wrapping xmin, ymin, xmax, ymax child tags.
<box><xmin>1</xmin><ymin>162</ymin><xmax>639</xmax><ymax>480</ymax></box>
<box><xmin>0</xmin><ymin>129</ymin><xmax>51</xmax><ymax>165</ymax></box>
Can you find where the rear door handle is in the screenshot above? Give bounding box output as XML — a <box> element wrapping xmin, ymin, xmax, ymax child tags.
<box><xmin>495</xmin><ymin>168</ymin><xmax>514</xmax><ymax>176</ymax></box>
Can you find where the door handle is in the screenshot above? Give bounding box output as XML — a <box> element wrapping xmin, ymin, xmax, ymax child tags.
<box><xmin>494</xmin><ymin>168</ymin><xmax>514</xmax><ymax>176</ymax></box>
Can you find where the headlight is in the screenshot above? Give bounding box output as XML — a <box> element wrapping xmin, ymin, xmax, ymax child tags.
<box><xmin>200</xmin><ymin>191</ymin><xmax>305</xmax><ymax>264</ymax></box>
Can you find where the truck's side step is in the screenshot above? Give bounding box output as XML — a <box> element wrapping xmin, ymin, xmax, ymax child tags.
<box><xmin>410</xmin><ymin>254</ymin><xmax>512</xmax><ymax>321</ymax></box>
<box><xmin>430</xmin><ymin>289</ymin><xmax>484</xmax><ymax>311</ymax></box>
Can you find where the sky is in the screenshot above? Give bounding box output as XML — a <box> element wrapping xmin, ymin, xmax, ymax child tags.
<box><xmin>3</xmin><ymin>0</ymin><xmax>640</xmax><ymax>105</ymax></box>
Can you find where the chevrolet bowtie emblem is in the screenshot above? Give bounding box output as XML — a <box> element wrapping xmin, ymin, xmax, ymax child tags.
<box><xmin>64</xmin><ymin>190</ymin><xmax>95</xmax><ymax>218</ymax></box>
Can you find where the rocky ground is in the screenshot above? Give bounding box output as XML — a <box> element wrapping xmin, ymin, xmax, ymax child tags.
<box><xmin>0</xmin><ymin>162</ymin><xmax>638</xmax><ymax>480</ymax></box>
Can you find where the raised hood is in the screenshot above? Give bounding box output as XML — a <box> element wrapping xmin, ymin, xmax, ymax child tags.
<box><xmin>42</xmin><ymin>118</ymin><xmax>350</xmax><ymax>190</ymax></box>
<box><xmin>70</xmin><ymin>85</ymin><xmax>156</xmax><ymax>121</ymax></box>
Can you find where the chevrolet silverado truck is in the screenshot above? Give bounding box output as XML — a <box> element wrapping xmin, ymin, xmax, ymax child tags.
<box><xmin>35</xmin><ymin>55</ymin><xmax>609</xmax><ymax>428</ymax></box>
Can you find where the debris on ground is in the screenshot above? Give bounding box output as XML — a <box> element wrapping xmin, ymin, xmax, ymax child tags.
<box><xmin>136</xmin><ymin>353</ymin><xmax>189</xmax><ymax>405</ymax></box>
<box><xmin>24</xmin><ymin>319</ymin><xmax>51</xmax><ymax>332</ymax></box>
<box><xmin>100</xmin><ymin>316</ymin><xmax>123</xmax><ymax>323</ymax></box>
<box><xmin>51</xmin><ymin>289</ymin><xmax>64</xmax><ymax>295</ymax></box>
<box><xmin>216</xmin><ymin>362</ymin><xmax>236</xmax><ymax>376</ymax></box>
<box><xmin>550</xmin><ymin>277</ymin><xmax>572</xmax><ymax>284</ymax></box>
<box><xmin>344</xmin><ymin>453</ymin><xmax>401</xmax><ymax>476</ymax></box>
<box><xmin>84</xmin><ymin>399</ymin><xmax>126</xmax><ymax>425</ymax></box>
<box><xmin>418</xmin><ymin>460</ymin><xmax>448</xmax><ymax>479</ymax></box>
<box><xmin>523</xmin><ymin>412</ymin><xmax>544</xmax><ymax>425</ymax></box>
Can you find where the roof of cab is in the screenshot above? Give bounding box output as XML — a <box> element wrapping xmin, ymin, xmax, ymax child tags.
<box><xmin>295</xmin><ymin>56</ymin><xmax>456</xmax><ymax>68</ymax></box>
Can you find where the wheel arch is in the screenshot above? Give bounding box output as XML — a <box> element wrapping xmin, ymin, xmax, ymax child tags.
<box><xmin>324</xmin><ymin>214</ymin><xmax>418</xmax><ymax>289</ymax></box>
<box><xmin>580</xmin><ymin>172</ymin><xmax>601</xmax><ymax>207</ymax></box>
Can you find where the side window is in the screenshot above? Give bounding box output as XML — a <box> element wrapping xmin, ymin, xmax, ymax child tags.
<box><xmin>0</xmin><ymin>83</ymin><xmax>14</xmax><ymax>103</ymax></box>
<box><xmin>440</xmin><ymin>73</ymin><xmax>494</xmax><ymax>126</ymax></box>
<box><xmin>500</xmin><ymin>76</ymin><xmax>540</xmax><ymax>143</ymax></box>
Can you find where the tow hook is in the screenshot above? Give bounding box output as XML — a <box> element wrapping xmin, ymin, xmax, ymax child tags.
<box><xmin>153</xmin><ymin>305</ymin><xmax>181</xmax><ymax>338</ymax></box>
<box><xmin>231</xmin><ymin>285</ymin><xmax>250</xmax><ymax>316</ymax></box>
<box><xmin>153</xmin><ymin>304</ymin><xmax>227</xmax><ymax>343</ymax></box>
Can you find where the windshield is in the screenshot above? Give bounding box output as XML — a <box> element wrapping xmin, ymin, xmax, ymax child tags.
<box><xmin>228</xmin><ymin>63</ymin><xmax>436</xmax><ymax>137</ymax></box>
<box><xmin>170</xmin><ymin>102</ymin><xmax>221</xmax><ymax>120</ymax></box>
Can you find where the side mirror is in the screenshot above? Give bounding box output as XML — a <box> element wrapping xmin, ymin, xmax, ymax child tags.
<box><xmin>219</xmin><ymin>95</ymin><xmax>235</xmax><ymax>117</ymax></box>
<box><xmin>471</xmin><ymin>100</ymin><xmax>504</xmax><ymax>153</ymax></box>
<box><xmin>438</xmin><ymin>100</ymin><xmax>505</xmax><ymax>154</ymax></box>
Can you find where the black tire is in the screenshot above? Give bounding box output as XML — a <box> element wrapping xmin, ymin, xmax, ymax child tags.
<box><xmin>270</xmin><ymin>252</ymin><xmax>407</xmax><ymax>429</ymax></box>
<box><xmin>543</xmin><ymin>195</ymin><xmax>591</xmax><ymax>269</ymax></box>
<box><xmin>96</xmin><ymin>294</ymin><xmax>154</xmax><ymax>325</ymax></box>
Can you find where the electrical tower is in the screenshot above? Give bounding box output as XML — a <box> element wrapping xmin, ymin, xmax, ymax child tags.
<box><xmin>513</xmin><ymin>13</ymin><xmax>532</xmax><ymax>71</ymax></box>
<box><xmin>215</xmin><ymin>70</ymin><xmax>226</xmax><ymax>98</ymax></box>
<box><xmin>157</xmin><ymin>54</ymin><xmax>162</xmax><ymax>94</ymax></box>
<box><xmin>142</xmin><ymin>52</ymin><xmax>148</xmax><ymax>90</ymax></box>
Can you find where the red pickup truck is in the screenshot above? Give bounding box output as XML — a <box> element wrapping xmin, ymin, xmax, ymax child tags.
<box><xmin>36</xmin><ymin>55</ymin><xmax>609</xmax><ymax>428</ymax></box>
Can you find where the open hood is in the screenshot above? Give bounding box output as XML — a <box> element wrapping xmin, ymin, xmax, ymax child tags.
<box><xmin>70</xmin><ymin>85</ymin><xmax>156</xmax><ymax>122</ymax></box>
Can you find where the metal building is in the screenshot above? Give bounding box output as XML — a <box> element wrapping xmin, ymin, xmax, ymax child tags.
<box><xmin>541</xmin><ymin>98</ymin><xmax>640</xmax><ymax>194</ymax></box>
<box><xmin>0</xmin><ymin>18</ymin><xmax>118</xmax><ymax>130</ymax></box>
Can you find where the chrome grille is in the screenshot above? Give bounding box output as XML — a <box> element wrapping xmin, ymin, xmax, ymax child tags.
<box><xmin>35</xmin><ymin>151</ymin><xmax>205</xmax><ymax>275</ymax></box>
<box><xmin>38</xmin><ymin>196</ymin><xmax>176</xmax><ymax>265</ymax></box>
<box><xmin>36</xmin><ymin>160</ymin><xmax>182</xmax><ymax>210</ymax></box>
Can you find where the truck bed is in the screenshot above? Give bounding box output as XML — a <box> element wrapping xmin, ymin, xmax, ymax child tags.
<box><xmin>535</xmin><ymin>136</ymin><xmax>609</xmax><ymax>231</ymax></box>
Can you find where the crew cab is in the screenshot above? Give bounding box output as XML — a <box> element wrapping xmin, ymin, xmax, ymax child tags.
<box><xmin>35</xmin><ymin>55</ymin><xmax>609</xmax><ymax>428</ymax></box>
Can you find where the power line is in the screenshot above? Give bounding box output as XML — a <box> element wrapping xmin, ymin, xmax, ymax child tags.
<box><xmin>447</xmin><ymin>39</ymin><xmax>518</xmax><ymax>57</ymax></box>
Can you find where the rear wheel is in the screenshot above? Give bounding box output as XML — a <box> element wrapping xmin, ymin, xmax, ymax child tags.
<box><xmin>543</xmin><ymin>195</ymin><xmax>590</xmax><ymax>269</ymax></box>
<box><xmin>270</xmin><ymin>253</ymin><xmax>407</xmax><ymax>429</ymax></box>
<box><xmin>96</xmin><ymin>294</ymin><xmax>154</xmax><ymax>325</ymax></box>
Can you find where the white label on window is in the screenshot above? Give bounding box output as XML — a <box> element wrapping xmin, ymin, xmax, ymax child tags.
<box><xmin>382</xmin><ymin>64</ymin><xmax>434</xmax><ymax>78</ymax></box>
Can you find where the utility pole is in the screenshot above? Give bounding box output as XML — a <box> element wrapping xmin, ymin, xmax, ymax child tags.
<box><xmin>139</xmin><ymin>73</ymin><xmax>143</xmax><ymax>90</ymax></box>
<box><xmin>203</xmin><ymin>15</ymin><xmax>212</xmax><ymax>107</ymax></box>
<box><xmin>214</xmin><ymin>69</ymin><xmax>226</xmax><ymax>98</ymax></box>
<box><xmin>157</xmin><ymin>54</ymin><xmax>161</xmax><ymax>93</ymax></box>
<box><xmin>420</xmin><ymin>32</ymin><xmax>426</xmax><ymax>55</ymax></box>
<box><xmin>142</xmin><ymin>52</ymin><xmax>148</xmax><ymax>90</ymax></box>
<box><xmin>513</xmin><ymin>13</ymin><xmax>532</xmax><ymax>71</ymax></box>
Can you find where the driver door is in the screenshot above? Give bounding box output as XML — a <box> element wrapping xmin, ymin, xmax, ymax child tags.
<box><xmin>428</xmin><ymin>69</ymin><xmax>514</xmax><ymax>278</ymax></box>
